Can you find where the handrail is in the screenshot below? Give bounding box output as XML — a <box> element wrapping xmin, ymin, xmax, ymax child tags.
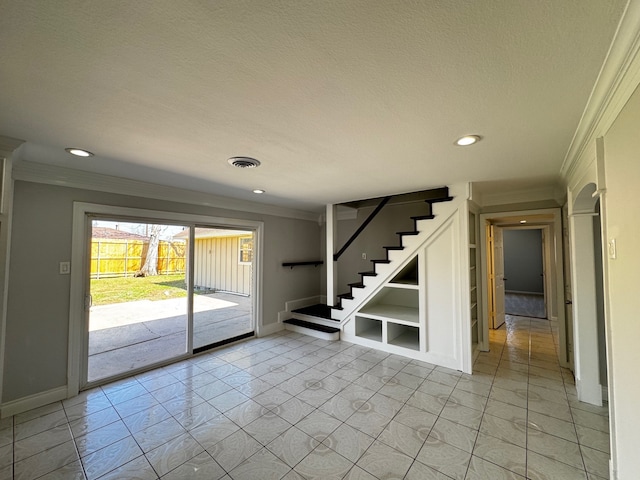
<box><xmin>333</xmin><ymin>196</ymin><xmax>391</xmax><ymax>261</ymax></box>
<box><xmin>282</xmin><ymin>261</ymin><xmax>324</xmax><ymax>269</ymax></box>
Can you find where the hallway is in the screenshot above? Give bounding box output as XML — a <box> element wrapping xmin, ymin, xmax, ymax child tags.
<box><xmin>474</xmin><ymin>314</ymin><xmax>610</xmax><ymax>478</ymax></box>
<box><xmin>1</xmin><ymin>314</ymin><xmax>610</xmax><ymax>479</ymax></box>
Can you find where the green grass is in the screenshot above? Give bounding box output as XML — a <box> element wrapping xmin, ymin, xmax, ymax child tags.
<box><xmin>90</xmin><ymin>274</ymin><xmax>189</xmax><ymax>305</ymax></box>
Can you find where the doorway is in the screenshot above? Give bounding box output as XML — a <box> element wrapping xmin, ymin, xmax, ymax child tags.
<box><xmin>479</xmin><ymin>209</ymin><xmax>567</xmax><ymax>366</ymax></box>
<box><xmin>68</xmin><ymin>203</ymin><xmax>263</xmax><ymax>393</ymax></box>
<box><xmin>503</xmin><ymin>228</ymin><xmax>547</xmax><ymax>319</ymax></box>
<box><xmin>569</xmin><ymin>183</ymin><xmax>608</xmax><ymax>405</ymax></box>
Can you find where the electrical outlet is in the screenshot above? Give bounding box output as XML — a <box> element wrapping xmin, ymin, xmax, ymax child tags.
<box><xmin>59</xmin><ymin>261</ymin><xmax>70</xmax><ymax>274</ymax></box>
<box><xmin>361</xmin><ymin>252</ymin><xmax>367</xmax><ymax>260</ymax></box>
<box><xmin>608</xmin><ymin>238</ymin><xmax>617</xmax><ymax>259</ymax></box>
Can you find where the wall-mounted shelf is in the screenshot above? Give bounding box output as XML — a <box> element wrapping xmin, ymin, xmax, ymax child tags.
<box><xmin>282</xmin><ymin>261</ymin><xmax>324</xmax><ymax>269</ymax></box>
<box><xmin>469</xmin><ymin>210</ymin><xmax>479</xmax><ymax>350</ymax></box>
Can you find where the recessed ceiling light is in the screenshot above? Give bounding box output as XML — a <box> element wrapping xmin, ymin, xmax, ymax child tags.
<box><xmin>252</xmin><ymin>189</ymin><xmax>265</xmax><ymax>194</ymax></box>
<box><xmin>455</xmin><ymin>135</ymin><xmax>481</xmax><ymax>146</ymax></box>
<box><xmin>520</xmin><ymin>220</ymin><xmax>527</xmax><ymax>224</ymax></box>
<box><xmin>65</xmin><ymin>148</ymin><xmax>94</xmax><ymax>157</ymax></box>
<box><xmin>228</xmin><ymin>156</ymin><xmax>261</xmax><ymax>168</ymax></box>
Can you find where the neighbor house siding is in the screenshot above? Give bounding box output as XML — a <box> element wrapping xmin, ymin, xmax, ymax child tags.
<box><xmin>193</xmin><ymin>236</ymin><xmax>252</xmax><ymax>295</ymax></box>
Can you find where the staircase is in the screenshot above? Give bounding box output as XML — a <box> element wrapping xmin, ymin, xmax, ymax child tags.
<box><xmin>284</xmin><ymin>186</ymin><xmax>457</xmax><ymax>340</ymax></box>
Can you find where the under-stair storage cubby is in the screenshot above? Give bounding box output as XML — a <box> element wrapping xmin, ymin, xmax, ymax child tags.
<box><xmin>355</xmin><ymin>316</ymin><xmax>382</xmax><ymax>342</ymax></box>
<box><xmin>359</xmin><ymin>287</ymin><xmax>419</xmax><ymax>323</ymax></box>
<box><xmin>387</xmin><ymin>323</ymin><xmax>419</xmax><ymax>350</ymax></box>
<box><xmin>390</xmin><ymin>257</ymin><xmax>418</xmax><ymax>285</ymax></box>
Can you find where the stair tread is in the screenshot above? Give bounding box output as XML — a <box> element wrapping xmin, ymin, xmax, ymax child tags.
<box><xmin>397</xmin><ymin>231</ymin><xmax>419</xmax><ymax>236</ymax></box>
<box><xmin>337</xmin><ymin>293</ymin><xmax>354</xmax><ymax>299</ymax></box>
<box><xmin>358</xmin><ymin>271</ymin><xmax>377</xmax><ymax>276</ymax></box>
<box><xmin>384</xmin><ymin>246</ymin><xmax>404</xmax><ymax>250</ymax></box>
<box><xmin>411</xmin><ymin>214</ymin><xmax>435</xmax><ymax>221</ymax></box>
<box><xmin>283</xmin><ymin>318</ymin><xmax>340</xmax><ymax>334</ymax></box>
<box><xmin>348</xmin><ymin>282</ymin><xmax>365</xmax><ymax>288</ymax></box>
<box><xmin>426</xmin><ymin>196</ymin><xmax>454</xmax><ymax>203</ymax></box>
<box><xmin>291</xmin><ymin>303</ymin><xmax>334</xmax><ymax>319</ymax></box>
<box><xmin>371</xmin><ymin>259</ymin><xmax>391</xmax><ymax>264</ymax></box>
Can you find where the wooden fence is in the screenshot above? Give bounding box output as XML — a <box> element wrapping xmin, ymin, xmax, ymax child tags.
<box><xmin>90</xmin><ymin>239</ymin><xmax>186</xmax><ymax>279</ymax></box>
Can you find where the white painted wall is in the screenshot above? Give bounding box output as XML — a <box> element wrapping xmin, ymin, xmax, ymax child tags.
<box><xmin>600</xmin><ymin>83</ymin><xmax>640</xmax><ymax>479</ymax></box>
<box><xmin>2</xmin><ymin>180</ymin><xmax>321</xmax><ymax>404</ymax></box>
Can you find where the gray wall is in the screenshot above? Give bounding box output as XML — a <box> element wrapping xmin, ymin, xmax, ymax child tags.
<box><xmin>503</xmin><ymin>229</ymin><xmax>544</xmax><ymax>294</ymax></box>
<box><xmin>3</xmin><ymin>180</ymin><xmax>321</xmax><ymax>402</ymax></box>
<box><xmin>335</xmin><ymin>202</ymin><xmax>431</xmax><ymax>295</ymax></box>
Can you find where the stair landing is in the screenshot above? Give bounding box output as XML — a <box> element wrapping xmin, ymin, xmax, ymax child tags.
<box><xmin>285</xmin><ymin>303</ymin><xmax>340</xmax><ymax>340</ymax></box>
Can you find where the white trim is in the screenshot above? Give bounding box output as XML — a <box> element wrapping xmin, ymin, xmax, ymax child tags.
<box><xmin>277</xmin><ymin>295</ymin><xmax>325</xmax><ymax>323</ymax></box>
<box><xmin>283</xmin><ymin>323</ymin><xmax>339</xmax><ymax>341</ymax></box>
<box><xmin>326</xmin><ymin>204</ymin><xmax>337</xmax><ymax>306</ymax></box>
<box><xmin>561</xmin><ymin>1</ymin><xmax>640</xmax><ymax>179</ymax></box>
<box><xmin>0</xmin><ymin>140</ymin><xmax>23</xmax><ymax>411</ymax></box>
<box><xmin>476</xmin><ymin>185</ymin><xmax>564</xmax><ymax>208</ymax></box>
<box><xmin>257</xmin><ymin>321</ymin><xmax>284</xmax><ymax>337</ymax></box>
<box><xmin>13</xmin><ymin>160</ymin><xmax>319</xmax><ymax>222</ymax></box>
<box><xmin>1</xmin><ymin>386</ymin><xmax>67</xmax><ymax>418</ymax></box>
<box><xmin>69</xmin><ymin>202</ymin><xmax>264</xmax><ymax>393</ymax></box>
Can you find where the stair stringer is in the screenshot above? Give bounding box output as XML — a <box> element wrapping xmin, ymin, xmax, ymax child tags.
<box><xmin>333</xmin><ymin>183</ymin><xmax>468</xmax><ymax>322</ymax></box>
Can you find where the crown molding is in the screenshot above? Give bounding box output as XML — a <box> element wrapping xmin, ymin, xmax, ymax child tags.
<box><xmin>12</xmin><ymin>161</ymin><xmax>319</xmax><ymax>222</ymax></box>
<box><xmin>561</xmin><ymin>1</ymin><xmax>640</xmax><ymax>180</ymax></box>
<box><xmin>476</xmin><ymin>184</ymin><xmax>564</xmax><ymax>207</ymax></box>
<box><xmin>0</xmin><ymin>136</ymin><xmax>24</xmax><ymax>158</ymax></box>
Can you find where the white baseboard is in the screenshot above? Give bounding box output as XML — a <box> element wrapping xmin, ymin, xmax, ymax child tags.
<box><xmin>258</xmin><ymin>321</ymin><xmax>285</xmax><ymax>337</ymax></box>
<box><xmin>278</xmin><ymin>295</ymin><xmax>324</xmax><ymax>323</ymax></box>
<box><xmin>1</xmin><ymin>385</ymin><xmax>68</xmax><ymax>418</ymax></box>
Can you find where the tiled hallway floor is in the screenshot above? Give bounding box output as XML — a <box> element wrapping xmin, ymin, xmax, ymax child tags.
<box><xmin>1</xmin><ymin>315</ymin><xmax>610</xmax><ymax>479</ymax></box>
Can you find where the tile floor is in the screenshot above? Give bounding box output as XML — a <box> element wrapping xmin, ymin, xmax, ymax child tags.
<box><xmin>0</xmin><ymin>314</ymin><xmax>610</xmax><ymax>479</ymax></box>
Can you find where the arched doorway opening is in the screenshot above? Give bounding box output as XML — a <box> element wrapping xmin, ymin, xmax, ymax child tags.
<box><xmin>569</xmin><ymin>183</ymin><xmax>607</xmax><ymax>405</ymax></box>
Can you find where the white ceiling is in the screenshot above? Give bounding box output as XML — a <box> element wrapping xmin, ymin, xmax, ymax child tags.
<box><xmin>0</xmin><ymin>1</ymin><xmax>628</xmax><ymax>212</ymax></box>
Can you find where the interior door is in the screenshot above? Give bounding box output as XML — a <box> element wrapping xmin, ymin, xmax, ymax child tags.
<box><xmin>490</xmin><ymin>224</ymin><xmax>506</xmax><ymax>329</ymax></box>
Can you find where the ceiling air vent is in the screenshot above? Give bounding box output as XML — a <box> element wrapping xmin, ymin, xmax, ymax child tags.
<box><xmin>227</xmin><ymin>157</ymin><xmax>261</xmax><ymax>169</ymax></box>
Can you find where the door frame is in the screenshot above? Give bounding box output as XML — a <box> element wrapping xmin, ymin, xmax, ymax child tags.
<box><xmin>479</xmin><ymin>208</ymin><xmax>567</xmax><ymax>366</ymax></box>
<box><xmin>68</xmin><ymin>202</ymin><xmax>264</xmax><ymax>397</ymax></box>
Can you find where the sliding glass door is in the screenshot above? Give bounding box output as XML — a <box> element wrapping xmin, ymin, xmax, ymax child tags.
<box><xmin>79</xmin><ymin>209</ymin><xmax>258</xmax><ymax>388</ymax></box>
<box><xmin>87</xmin><ymin>219</ymin><xmax>189</xmax><ymax>383</ymax></box>
<box><xmin>190</xmin><ymin>227</ymin><xmax>254</xmax><ymax>352</ymax></box>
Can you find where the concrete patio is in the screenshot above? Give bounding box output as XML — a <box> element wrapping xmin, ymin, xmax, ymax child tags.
<box><xmin>88</xmin><ymin>292</ymin><xmax>252</xmax><ymax>382</ymax></box>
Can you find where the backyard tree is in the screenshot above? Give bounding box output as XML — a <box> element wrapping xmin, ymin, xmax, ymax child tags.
<box><xmin>139</xmin><ymin>224</ymin><xmax>162</xmax><ymax>276</ymax></box>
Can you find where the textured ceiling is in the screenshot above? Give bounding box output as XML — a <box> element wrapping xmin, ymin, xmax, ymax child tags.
<box><xmin>0</xmin><ymin>1</ymin><xmax>628</xmax><ymax>212</ymax></box>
